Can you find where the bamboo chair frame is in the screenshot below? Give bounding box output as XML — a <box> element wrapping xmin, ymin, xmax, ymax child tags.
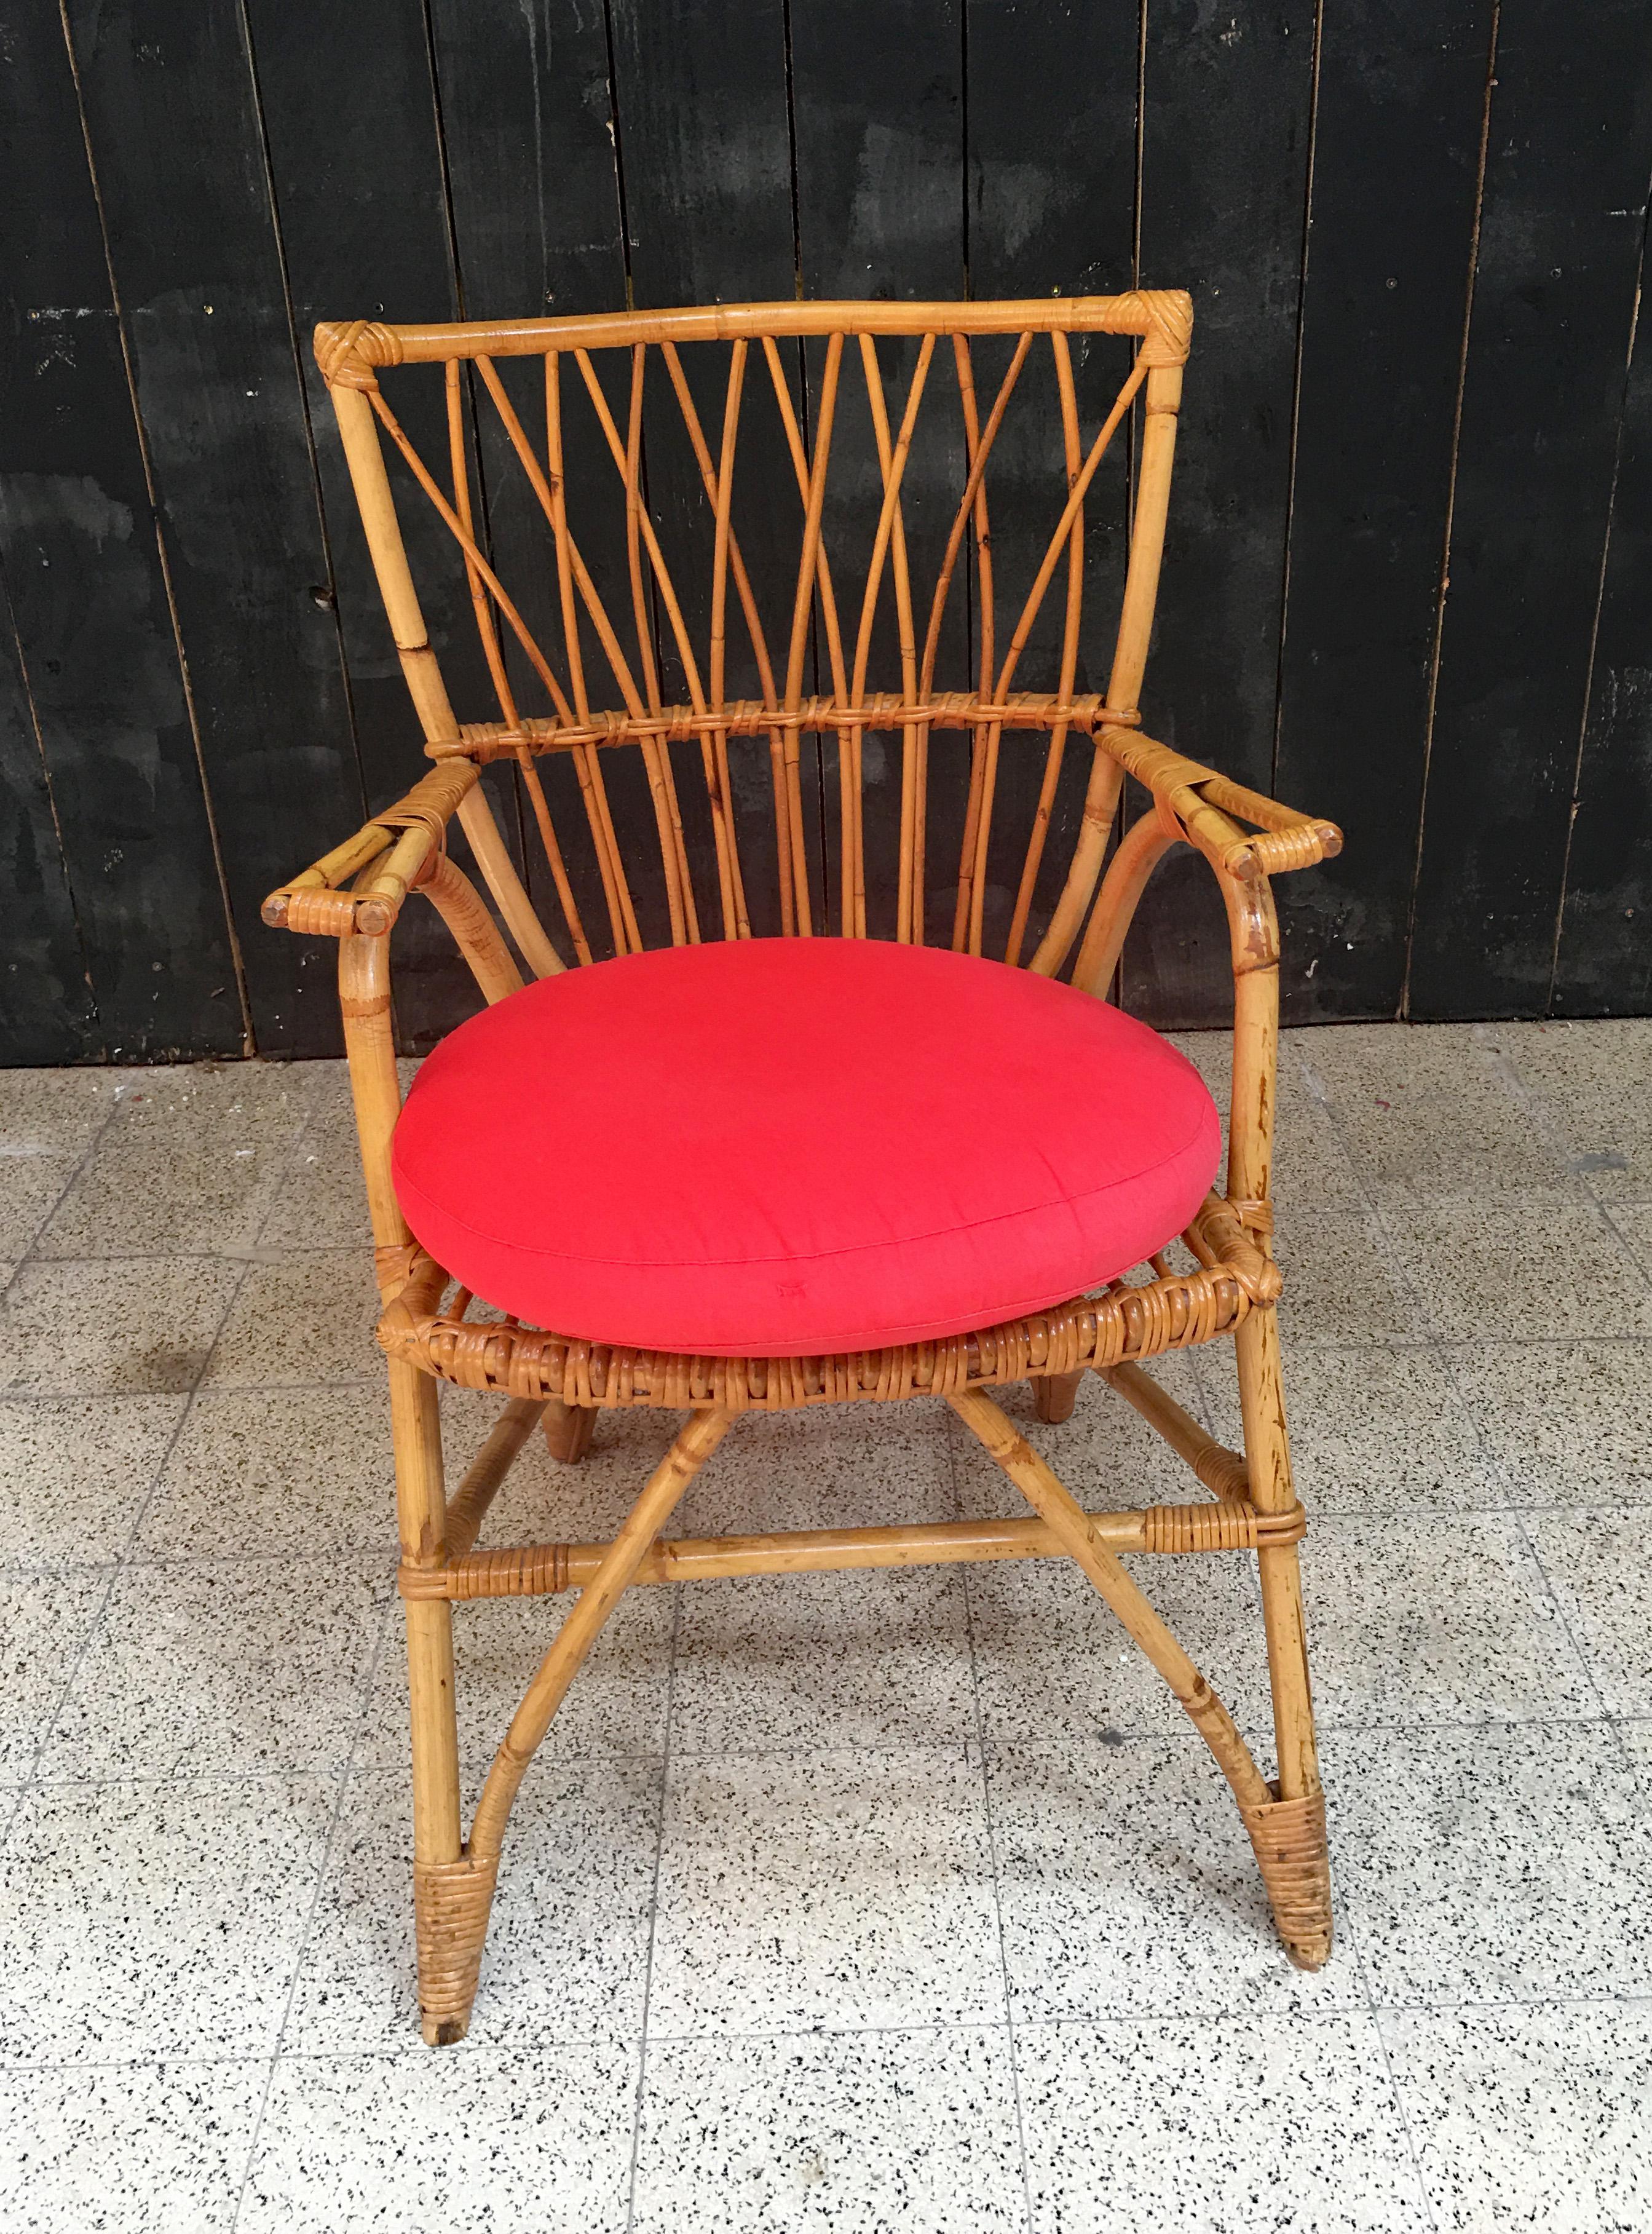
<box><xmin>264</xmin><ymin>290</ymin><xmax>1344</xmax><ymax>2045</ymax></box>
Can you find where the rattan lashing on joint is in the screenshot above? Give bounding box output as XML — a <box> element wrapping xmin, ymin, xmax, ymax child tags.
<box><xmin>1240</xmin><ymin>1786</ymin><xmax>1335</xmax><ymax>1969</ymax></box>
<box><xmin>263</xmin><ymin>290</ymin><xmax>1340</xmax><ymax>2045</ymax></box>
<box><xmin>411</xmin><ymin>1853</ymin><xmax>499</xmax><ymax>2043</ymax></box>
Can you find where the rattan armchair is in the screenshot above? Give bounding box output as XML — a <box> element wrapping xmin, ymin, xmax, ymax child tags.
<box><xmin>265</xmin><ymin>290</ymin><xmax>1343</xmax><ymax>2045</ymax></box>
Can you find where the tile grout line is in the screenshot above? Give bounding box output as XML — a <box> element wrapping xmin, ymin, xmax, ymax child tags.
<box><xmin>1287</xmin><ymin>1040</ymin><xmax>1474</xmax><ymax>2231</ymax></box>
<box><xmin>4</xmin><ymin>1700</ymin><xmax>1643</xmax><ymax>1808</ymax></box>
<box><xmin>9</xmin><ymin>1035</ymin><xmax>1652</xmax><ymax>2195</ymax></box>
<box><xmin>951</xmin><ymin>1404</ymin><xmax>1037</xmax><ymax>2234</ymax></box>
<box><xmin>211</xmin><ymin>1079</ymin><xmax>405</xmax><ymax>2229</ymax></box>
<box><xmin>1462</xmin><ymin>1031</ymin><xmax>1650</xmax><ymax>1763</ymax></box>
<box><xmin>1286</xmin><ymin>1039</ymin><xmax>1554</xmax><ymax>1475</ymax></box>
<box><xmin>1278</xmin><ymin>1040</ymin><xmax>1503</xmax><ymax>2228</ymax></box>
<box><xmin>1591</xmin><ymin>1190</ymin><xmax>1652</xmax><ymax>1293</ymax></box>
<box><xmin>1477</xmin><ymin>1023</ymin><xmax>1652</xmax><ymax>1309</ymax></box>
<box><xmin>0</xmin><ymin>1080</ymin><xmax>139</xmax><ymax>1856</ymax></box>
<box><xmin>1289</xmin><ymin>1028</ymin><xmax>1648</xmax><ymax>2221</ymax></box>
<box><xmin>623</xmin><ymin>1576</ymin><xmax>685</xmax><ymax>2232</ymax></box>
<box><xmin>227</xmin><ymin>1591</ymin><xmax>401</xmax><ymax>2228</ymax></box>
<box><xmin>18</xmin><ymin>1243</ymin><xmax>376</xmax><ymax>1269</ymax></box>
<box><xmin>1509</xmin><ymin>1512</ymin><xmax>1636</xmax><ymax>1767</ymax></box>
<box><xmin>6</xmin><ymin>1082</ymin><xmax>322</xmax><ymax>1797</ymax></box>
<box><xmin>1386</xmin><ymin>1141</ymin><xmax>1626</xmax><ymax>1732</ymax></box>
<box><xmin>1417</xmin><ymin>1339</ymin><xmax>1630</xmax><ymax>1733</ymax></box>
<box><xmin>0</xmin><ymin>1072</ymin><xmax>136</xmax><ymax>1306</ymax></box>
<box><xmin>2</xmin><ymin>1071</ymin><xmax>357</xmax><ymax>2191</ymax></box>
<box><xmin>14</xmin><ymin>1479</ymin><xmax>1652</xmax><ymax>1590</ymax></box>
<box><xmin>1366</xmin><ymin>1975</ymin><xmax>1442</xmax><ymax>2232</ymax></box>
<box><xmin>12</xmin><ymin>1982</ymin><xmax>1652</xmax><ymax>2081</ymax></box>
<box><xmin>1287</xmin><ymin>1037</ymin><xmax>1466</xmax><ymax>1350</ymax></box>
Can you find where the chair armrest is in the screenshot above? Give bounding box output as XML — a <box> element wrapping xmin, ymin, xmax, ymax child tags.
<box><xmin>1095</xmin><ymin>724</ymin><xmax>1342</xmax><ymax>878</ymax></box>
<box><xmin>261</xmin><ymin>760</ymin><xmax>480</xmax><ymax>938</ymax></box>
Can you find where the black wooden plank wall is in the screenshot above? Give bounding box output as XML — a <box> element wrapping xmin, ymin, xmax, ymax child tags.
<box><xmin>2</xmin><ymin>0</ymin><xmax>1650</xmax><ymax>1061</ymax></box>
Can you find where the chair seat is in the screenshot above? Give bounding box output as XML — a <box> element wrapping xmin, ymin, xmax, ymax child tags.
<box><xmin>391</xmin><ymin>937</ymin><xmax>1221</xmax><ymax>1358</ymax></box>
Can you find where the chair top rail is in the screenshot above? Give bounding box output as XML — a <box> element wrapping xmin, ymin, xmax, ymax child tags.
<box><xmin>314</xmin><ymin>291</ymin><xmax>1194</xmax><ymax>389</ymax></box>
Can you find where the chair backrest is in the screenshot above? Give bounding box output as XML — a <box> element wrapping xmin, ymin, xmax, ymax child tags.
<box><xmin>315</xmin><ymin>291</ymin><xmax>1192</xmax><ymax>978</ymax></box>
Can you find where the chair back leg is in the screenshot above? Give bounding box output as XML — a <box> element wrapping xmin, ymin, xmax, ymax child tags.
<box><xmin>542</xmin><ymin>1398</ymin><xmax>598</xmax><ymax>1465</ymax></box>
<box><xmin>1032</xmin><ymin>1368</ymin><xmax>1085</xmax><ymax>1424</ymax></box>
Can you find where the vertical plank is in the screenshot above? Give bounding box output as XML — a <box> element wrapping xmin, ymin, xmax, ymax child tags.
<box><xmin>0</xmin><ymin>1</ymin><xmax>243</xmax><ymax>1060</ymax></box>
<box><xmin>244</xmin><ymin>0</ymin><xmax>512</xmax><ymax>1040</ymax></box>
<box><xmin>62</xmin><ymin>0</ymin><xmax>366</xmax><ymax>1060</ymax></box>
<box><xmin>609</xmin><ymin>0</ymin><xmax>796</xmax><ymax>312</ymax></box>
<box><xmin>1273</xmin><ymin>1</ymin><xmax>1492</xmax><ymax>1023</ymax></box>
<box><xmin>608</xmin><ymin>0</ymin><xmax>808</xmax><ymax>937</ymax></box>
<box><xmin>0</xmin><ymin>561</ymin><xmax>98</xmax><ymax>1061</ymax></box>
<box><xmin>964</xmin><ymin>0</ymin><xmax>1139</xmax><ymax>959</ymax></box>
<box><xmin>790</xmin><ymin>0</ymin><xmax>965</xmax><ymax>940</ymax></box>
<box><xmin>1552</xmin><ymin>242</ymin><xmax>1652</xmax><ymax>1016</ymax></box>
<box><xmin>429</xmin><ymin>0</ymin><xmax>646</xmax><ymax>951</ymax></box>
<box><xmin>1124</xmin><ymin>2</ymin><xmax>1317</xmax><ymax>1026</ymax></box>
<box><xmin>1408</xmin><ymin>0</ymin><xmax>1652</xmax><ymax>1019</ymax></box>
<box><xmin>429</xmin><ymin>0</ymin><xmax>628</xmax><ymax>327</ymax></box>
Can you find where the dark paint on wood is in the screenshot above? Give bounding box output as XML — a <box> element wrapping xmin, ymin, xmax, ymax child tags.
<box><xmin>0</xmin><ymin>2</ymin><xmax>242</xmax><ymax>1061</ymax></box>
<box><xmin>243</xmin><ymin>0</ymin><xmax>520</xmax><ymax>1047</ymax></box>
<box><xmin>964</xmin><ymin>0</ymin><xmax>1139</xmax><ymax>962</ymax></box>
<box><xmin>1274</xmin><ymin>2</ymin><xmax>1492</xmax><ymax>1024</ymax></box>
<box><xmin>1124</xmin><ymin>1</ymin><xmax>1317</xmax><ymax>1028</ymax></box>
<box><xmin>1407</xmin><ymin>0</ymin><xmax>1652</xmax><ymax>1019</ymax></box>
<box><xmin>609</xmin><ymin>0</ymin><xmax>818</xmax><ymax>939</ymax></box>
<box><xmin>4</xmin><ymin>3</ymin><xmax>1652</xmax><ymax>1061</ymax></box>
<box><xmin>790</xmin><ymin>0</ymin><xmax>965</xmax><ymax>940</ymax></box>
<box><xmin>63</xmin><ymin>0</ymin><xmax>366</xmax><ymax>1059</ymax></box>
<box><xmin>0</xmin><ymin>558</ymin><xmax>98</xmax><ymax>1062</ymax></box>
<box><xmin>432</xmin><ymin>0</ymin><xmax>655</xmax><ymax>957</ymax></box>
<box><xmin>1552</xmin><ymin>218</ymin><xmax>1652</xmax><ymax>1018</ymax></box>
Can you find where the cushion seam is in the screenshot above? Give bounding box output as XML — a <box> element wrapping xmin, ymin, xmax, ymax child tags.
<box><xmin>392</xmin><ymin>1107</ymin><xmax>1219</xmax><ymax>1274</ymax></box>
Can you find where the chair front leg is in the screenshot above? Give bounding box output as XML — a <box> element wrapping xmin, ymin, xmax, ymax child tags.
<box><xmin>387</xmin><ymin>1360</ymin><xmax>470</xmax><ymax>2043</ymax></box>
<box><xmin>1233</xmin><ymin>1307</ymin><xmax>1333</xmax><ymax>1970</ymax></box>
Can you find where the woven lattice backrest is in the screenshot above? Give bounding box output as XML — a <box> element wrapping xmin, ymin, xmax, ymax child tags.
<box><xmin>315</xmin><ymin>293</ymin><xmax>1192</xmax><ymax>975</ymax></box>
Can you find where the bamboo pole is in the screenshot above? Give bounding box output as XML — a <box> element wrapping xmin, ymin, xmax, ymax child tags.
<box><xmin>949</xmin><ymin>1388</ymin><xmax>1270</xmax><ymax>1812</ymax></box>
<box><xmin>468</xmin><ymin>1408</ymin><xmax>735</xmax><ymax>1861</ymax></box>
<box><xmin>420</xmin><ymin>854</ymin><xmax>525</xmax><ymax>1005</ymax></box>
<box><xmin>330</xmin><ymin>380</ymin><xmax>563</xmax><ymax>980</ymax></box>
<box><xmin>1103</xmin><ymin>1360</ymin><xmax>1251</xmax><ymax>1500</ymax></box>
<box><xmin>1005</xmin><ymin>332</ymin><xmax>1086</xmax><ymax>967</ymax></box>
<box><xmin>316</xmin><ymin>294</ymin><xmax>1183</xmax><ymax>379</ymax></box>
<box><xmin>441</xmin><ymin>1395</ymin><xmax>547</xmax><ymax>1557</ymax></box>
<box><xmin>1032</xmin><ymin>359</ymin><xmax>1183</xmax><ymax>978</ymax></box>
<box><xmin>413</xmin><ymin>1494</ymin><xmax>1304</xmax><ymax>1598</ymax></box>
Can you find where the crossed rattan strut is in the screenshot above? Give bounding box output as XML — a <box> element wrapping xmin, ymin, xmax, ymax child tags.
<box><xmin>266</xmin><ymin>290</ymin><xmax>1343</xmax><ymax>2045</ymax></box>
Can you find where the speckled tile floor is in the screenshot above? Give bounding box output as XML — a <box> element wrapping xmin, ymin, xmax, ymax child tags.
<box><xmin>2</xmin><ymin>1020</ymin><xmax>1651</xmax><ymax>2232</ymax></box>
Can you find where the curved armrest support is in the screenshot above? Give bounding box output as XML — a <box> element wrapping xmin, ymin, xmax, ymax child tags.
<box><xmin>261</xmin><ymin>759</ymin><xmax>480</xmax><ymax>938</ymax></box>
<box><xmin>1075</xmin><ymin>726</ymin><xmax>1344</xmax><ymax>1227</ymax></box>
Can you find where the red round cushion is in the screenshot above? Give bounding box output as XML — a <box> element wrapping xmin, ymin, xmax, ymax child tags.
<box><xmin>391</xmin><ymin>937</ymin><xmax>1220</xmax><ymax>1358</ymax></box>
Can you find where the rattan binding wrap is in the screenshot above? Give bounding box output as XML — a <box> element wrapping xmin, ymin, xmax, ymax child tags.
<box><xmin>377</xmin><ymin>1195</ymin><xmax>1280</xmax><ymax>1412</ymax></box>
<box><xmin>1140</xmin><ymin>1499</ymin><xmax>1306</xmax><ymax>1554</ymax></box>
<box><xmin>412</xmin><ymin>1852</ymin><xmax>499</xmax><ymax>2045</ymax></box>
<box><xmin>1240</xmin><ymin>1784</ymin><xmax>1335</xmax><ymax>1969</ymax></box>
